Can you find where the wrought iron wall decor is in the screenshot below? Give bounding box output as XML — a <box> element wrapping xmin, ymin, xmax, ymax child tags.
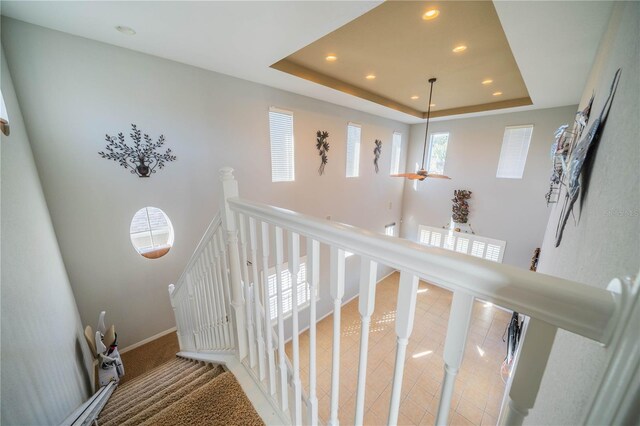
<box><xmin>373</xmin><ymin>139</ymin><xmax>382</xmax><ymax>173</ymax></box>
<box><xmin>316</xmin><ymin>130</ymin><xmax>329</xmax><ymax>175</ymax></box>
<box><xmin>99</xmin><ymin>124</ymin><xmax>176</xmax><ymax>177</ymax></box>
<box><xmin>452</xmin><ymin>190</ymin><xmax>472</xmax><ymax>224</ymax></box>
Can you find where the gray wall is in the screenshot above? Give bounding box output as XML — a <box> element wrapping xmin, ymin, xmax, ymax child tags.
<box><xmin>526</xmin><ymin>2</ymin><xmax>639</xmax><ymax>424</ymax></box>
<box><xmin>1</xmin><ymin>18</ymin><xmax>409</xmax><ymax>349</ymax></box>
<box><xmin>1</xmin><ymin>47</ymin><xmax>93</xmax><ymax>425</ymax></box>
<box><xmin>401</xmin><ymin>105</ymin><xmax>576</xmax><ymax>269</ymax></box>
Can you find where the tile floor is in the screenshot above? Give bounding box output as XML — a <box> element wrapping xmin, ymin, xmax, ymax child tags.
<box><xmin>285</xmin><ymin>272</ymin><xmax>510</xmax><ymax>425</ymax></box>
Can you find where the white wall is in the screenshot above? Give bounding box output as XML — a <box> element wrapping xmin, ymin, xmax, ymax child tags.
<box><xmin>401</xmin><ymin>105</ymin><xmax>576</xmax><ymax>269</ymax></box>
<box><xmin>1</xmin><ymin>18</ymin><xmax>409</xmax><ymax>348</ymax></box>
<box><xmin>1</xmin><ymin>47</ymin><xmax>93</xmax><ymax>425</ymax></box>
<box><xmin>526</xmin><ymin>2</ymin><xmax>639</xmax><ymax>424</ymax></box>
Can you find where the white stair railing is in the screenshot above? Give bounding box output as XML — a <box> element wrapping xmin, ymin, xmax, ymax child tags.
<box><xmin>169</xmin><ymin>167</ymin><xmax>639</xmax><ymax>426</ymax></box>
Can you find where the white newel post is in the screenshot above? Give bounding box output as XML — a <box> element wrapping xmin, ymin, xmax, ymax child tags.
<box><xmin>436</xmin><ymin>290</ymin><xmax>474</xmax><ymax>426</ymax></box>
<box><xmin>219</xmin><ymin>167</ymin><xmax>248</xmax><ymax>360</ymax></box>
<box><xmin>498</xmin><ymin>317</ymin><xmax>557</xmax><ymax>426</ymax></box>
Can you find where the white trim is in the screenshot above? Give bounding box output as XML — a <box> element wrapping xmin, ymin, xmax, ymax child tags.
<box><xmin>269</xmin><ymin>106</ymin><xmax>293</xmax><ymax>115</ymax></box>
<box><xmin>119</xmin><ymin>327</ymin><xmax>177</xmax><ymax>354</ymax></box>
<box><xmin>347</xmin><ymin>121</ymin><xmax>362</xmax><ymax>128</ymax></box>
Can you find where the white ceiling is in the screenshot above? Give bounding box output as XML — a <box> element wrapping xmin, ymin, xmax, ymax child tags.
<box><xmin>1</xmin><ymin>1</ymin><xmax>613</xmax><ymax>124</ymax></box>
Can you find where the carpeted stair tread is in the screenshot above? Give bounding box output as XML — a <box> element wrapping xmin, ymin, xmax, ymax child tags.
<box><xmin>107</xmin><ymin>357</ymin><xmax>184</xmax><ymax>404</ymax></box>
<box><xmin>105</xmin><ymin>358</ymin><xmax>193</xmax><ymax>407</ymax></box>
<box><xmin>100</xmin><ymin>363</ymin><xmax>216</xmax><ymax>426</ymax></box>
<box><xmin>100</xmin><ymin>361</ymin><xmax>205</xmax><ymax>423</ymax></box>
<box><xmin>119</xmin><ymin>365</ymin><xmax>225</xmax><ymax>426</ymax></box>
<box><xmin>141</xmin><ymin>371</ymin><xmax>265</xmax><ymax>426</ymax></box>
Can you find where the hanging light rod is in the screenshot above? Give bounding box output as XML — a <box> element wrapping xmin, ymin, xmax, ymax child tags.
<box><xmin>392</xmin><ymin>77</ymin><xmax>451</xmax><ymax>181</ymax></box>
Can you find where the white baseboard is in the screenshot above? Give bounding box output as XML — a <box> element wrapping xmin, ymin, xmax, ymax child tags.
<box><xmin>119</xmin><ymin>327</ymin><xmax>177</xmax><ymax>354</ymax></box>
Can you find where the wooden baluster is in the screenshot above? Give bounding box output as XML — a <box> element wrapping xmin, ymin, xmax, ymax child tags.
<box><xmin>186</xmin><ymin>275</ymin><xmax>200</xmax><ymax>351</ymax></box>
<box><xmin>203</xmin><ymin>244</ymin><xmax>221</xmax><ymax>349</ymax></box>
<box><xmin>194</xmin><ymin>258</ymin><xmax>209</xmax><ymax>349</ymax></box>
<box><xmin>307</xmin><ymin>238</ymin><xmax>320</xmax><ymax>426</ymax></box>
<box><xmin>387</xmin><ymin>271</ymin><xmax>419</xmax><ymax>425</ymax></box>
<box><xmin>354</xmin><ymin>257</ymin><xmax>378</xmax><ymax>425</ymax></box>
<box><xmin>219</xmin><ymin>167</ymin><xmax>247</xmax><ymax>359</ymax></box>
<box><xmin>435</xmin><ymin>290</ymin><xmax>474</xmax><ymax>425</ymax></box>
<box><xmin>261</xmin><ymin>221</ymin><xmax>276</xmax><ymax>396</ymax></box>
<box><xmin>498</xmin><ymin>318</ymin><xmax>557</xmax><ymax>426</ymax></box>
<box><xmin>216</xmin><ymin>231</ymin><xmax>234</xmax><ymax>348</ymax></box>
<box><xmin>274</xmin><ymin>226</ymin><xmax>288</xmax><ymax>412</ymax></box>
<box><xmin>249</xmin><ymin>217</ymin><xmax>267</xmax><ymax>380</ymax></box>
<box><xmin>238</xmin><ymin>213</ymin><xmax>257</xmax><ymax>367</ymax></box>
<box><xmin>288</xmin><ymin>231</ymin><xmax>303</xmax><ymax>425</ymax></box>
<box><xmin>329</xmin><ymin>246</ymin><xmax>345</xmax><ymax>426</ymax></box>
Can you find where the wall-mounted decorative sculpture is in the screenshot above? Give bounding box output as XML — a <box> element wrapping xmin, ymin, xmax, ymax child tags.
<box><xmin>373</xmin><ymin>139</ymin><xmax>382</xmax><ymax>173</ymax></box>
<box><xmin>555</xmin><ymin>68</ymin><xmax>621</xmax><ymax>246</ymax></box>
<box><xmin>452</xmin><ymin>189</ymin><xmax>472</xmax><ymax>224</ymax></box>
<box><xmin>99</xmin><ymin>124</ymin><xmax>176</xmax><ymax>177</ymax></box>
<box><xmin>316</xmin><ymin>130</ymin><xmax>329</xmax><ymax>175</ymax></box>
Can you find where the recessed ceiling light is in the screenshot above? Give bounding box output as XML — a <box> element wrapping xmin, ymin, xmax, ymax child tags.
<box><xmin>493</xmin><ymin>91</ymin><xmax>503</xmax><ymax>96</ymax></box>
<box><xmin>325</xmin><ymin>55</ymin><xmax>338</xmax><ymax>62</ymax></box>
<box><xmin>115</xmin><ymin>26</ymin><xmax>136</xmax><ymax>35</ymax></box>
<box><xmin>422</xmin><ymin>9</ymin><xmax>440</xmax><ymax>20</ymax></box>
<box><xmin>430</xmin><ymin>103</ymin><xmax>436</xmax><ymax>107</ymax></box>
<box><xmin>452</xmin><ymin>45</ymin><xmax>467</xmax><ymax>53</ymax></box>
<box><xmin>482</xmin><ymin>79</ymin><xmax>493</xmax><ymax>85</ymax></box>
<box><xmin>411</xmin><ymin>95</ymin><xmax>419</xmax><ymax>100</ymax></box>
<box><xmin>365</xmin><ymin>74</ymin><xmax>376</xmax><ymax>80</ymax></box>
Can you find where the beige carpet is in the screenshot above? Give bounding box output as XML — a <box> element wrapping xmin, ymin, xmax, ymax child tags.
<box><xmin>99</xmin><ymin>357</ymin><xmax>264</xmax><ymax>426</ymax></box>
<box><xmin>119</xmin><ymin>331</ymin><xmax>180</xmax><ymax>384</ymax></box>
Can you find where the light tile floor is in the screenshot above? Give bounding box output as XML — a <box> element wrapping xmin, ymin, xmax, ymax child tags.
<box><xmin>285</xmin><ymin>272</ymin><xmax>510</xmax><ymax>425</ymax></box>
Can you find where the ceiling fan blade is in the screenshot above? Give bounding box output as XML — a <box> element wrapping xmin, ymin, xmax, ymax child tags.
<box><xmin>391</xmin><ymin>173</ymin><xmax>422</xmax><ymax>180</ymax></box>
<box><xmin>427</xmin><ymin>174</ymin><xmax>452</xmax><ymax>179</ymax></box>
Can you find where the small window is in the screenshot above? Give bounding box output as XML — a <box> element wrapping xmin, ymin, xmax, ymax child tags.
<box><xmin>267</xmin><ymin>257</ymin><xmax>312</xmax><ymax>322</ymax></box>
<box><xmin>390</xmin><ymin>132</ymin><xmax>402</xmax><ymax>175</ymax></box>
<box><xmin>269</xmin><ymin>107</ymin><xmax>295</xmax><ymax>182</ymax></box>
<box><xmin>385</xmin><ymin>222</ymin><xmax>396</xmax><ymax>236</ymax></box>
<box><xmin>496</xmin><ymin>125</ymin><xmax>533</xmax><ymax>179</ymax></box>
<box><xmin>427</xmin><ymin>132</ymin><xmax>449</xmax><ymax>175</ymax></box>
<box><xmin>130</xmin><ymin>207</ymin><xmax>174</xmax><ymax>259</ymax></box>
<box><xmin>346</xmin><ymin>123</ymin><xmax>361</xmax><ymax>177</ymax></box>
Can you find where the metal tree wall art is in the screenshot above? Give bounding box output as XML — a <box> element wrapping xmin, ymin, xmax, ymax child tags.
<box><xmin>316</xmin><ymin>130</ymin><xmax>329</xmax><ymax>175</ymax></box>
<box><xmin>452</xmin><ymin>190</ymin><xmax>472</xmax><ymax>223</ymax></box>
<box><xmin>99</xmin><ymin>124</ymin><xmax>176</xmax><ymax>177</ymax></box>
<box><xmin>373</xmin><ymin>139</ymin><xmax>382</xmax><ymax>173</ymax></box>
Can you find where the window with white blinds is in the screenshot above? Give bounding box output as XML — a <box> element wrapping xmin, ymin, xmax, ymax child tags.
<box><xmin>385</xmin><ymin>222</ymin><xmax>396</xmax><ymax>236</ymax></box>
<box><xmin>346</xmin><ymin>123</ymin><xmax>361</xmax><ymax>178</ymax></box>
<box><xmin>269</xmin><ymin>107</ymin><xmax>295</xmax><ymax>182</ymax></box>
<box><xmin>417</xmin><ymin>225</ymin><xmax>506</xmax><ymax>263</ymax></box>
<box><xmin>427</xmin><ymin>132</ymin><xmax>449</xmax><ymax>175</ymax></box>
<box><xmin>129</xmin><ymin>206</ymin><xmax>174</xmax><ymax>258</ymax></box>
<box><xmin>267</xmin><ymin>257</ymin><xmax>312</xmax><ymax>322</ymax></box>
<box><xmin>496</xmin><ymin>125</ymin><xmax>533</xmax><ymax>179</ymax></box>
<box><xmin>390</xmin><ymin>132</ymin><xmax>402</xmax><ymax>175</ymax></box>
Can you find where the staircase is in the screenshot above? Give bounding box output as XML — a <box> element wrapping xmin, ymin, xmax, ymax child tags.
<box><xmin>165</xmin><ymin>167</ymin><xmax>639</xmax><ymax>425</ymax></box>
<box><xmin>98</xmin><ymin>357</ymin><xmax>264</xmax><ymax>426</ymax></box>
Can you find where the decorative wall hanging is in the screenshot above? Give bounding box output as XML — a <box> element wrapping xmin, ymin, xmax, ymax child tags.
<box><xmin>315</xmin><ymin>130</ymin><xmax>329</xmax><ymax>175</ymax></box>
<box><xmin>99</xmin><ymin>124</ymin><xmax>176</xmax><ymax>177</ymax></box>
<box><xmin>373</xmin><ymin>139</ymin><xmax>382</xmax><ymax>173</ymax></box>
<box><xmin>452</xmin><ymin>190</ymin><xmax>472</xmax><ymax>224</ymax></box>
<box><xmin>555</xmin><ymin>68</ymin><xmax>621</xmax><ymax>246</ymax></box>
<box><xmin>545</xmin><ymin>96</ymin><xmax>594</xmax><ymax>204</ymax></box>
<box><xmin>392</xmin><ymin>77</ymin><xmax>451</xmax><ymax>181</ymax></box>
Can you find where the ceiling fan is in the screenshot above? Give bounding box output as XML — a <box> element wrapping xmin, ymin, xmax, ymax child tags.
<box><xmin>392</xmin><ymin>77</ymin><xmax>451</xmax><ymax>181</ymax></box>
